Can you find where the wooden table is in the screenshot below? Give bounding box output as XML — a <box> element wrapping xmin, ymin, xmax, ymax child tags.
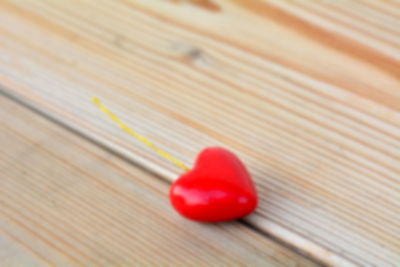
<box><xmin>1</xmin><ymin>1</ymin><xmax>399</xmax><ymax>266</ymax></box>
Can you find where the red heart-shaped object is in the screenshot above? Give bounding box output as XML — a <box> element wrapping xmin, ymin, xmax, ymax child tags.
<box><xmin>169</xmin><ymin>147</ymin><xmax>257</xmax><ymax>222</ymax></box>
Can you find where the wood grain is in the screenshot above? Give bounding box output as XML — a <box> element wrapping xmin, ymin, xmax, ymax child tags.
<box><xmin>0</xmin><ymin>95</ymin><xmax>318</xmax><ymax>266</ymax></box>
<box><xmin>0</xmin><ymin>0</ymin><xmax>398</xmax><ymax>266</ymax></box>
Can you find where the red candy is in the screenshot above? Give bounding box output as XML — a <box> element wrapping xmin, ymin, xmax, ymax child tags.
<box><xmin>169</xmin><ymin>147</ymin><xmax>258</xmax><ymax>222</ymax></box>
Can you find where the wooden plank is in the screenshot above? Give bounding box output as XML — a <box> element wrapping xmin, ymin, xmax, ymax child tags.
<box><xmin>0</xmin><ymin>0</ymin><xmax>398</xmax><ymax>265</ymax></box>
<box><xmin>0</xmin><ymin>95</ymin><xmax>318</xmax><ymax>266</ymax></box>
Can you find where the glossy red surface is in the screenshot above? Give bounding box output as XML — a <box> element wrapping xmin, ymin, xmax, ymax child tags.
<box><xmin>169</xmin><ymin>147</ymin><xmax>258</xmax><ymax>222</ymax></box>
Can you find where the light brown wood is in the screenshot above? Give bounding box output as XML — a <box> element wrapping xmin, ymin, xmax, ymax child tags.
<box><xmin>0</xmin><ymin>0</ymin><xmax>399</xmax><ymax>266</ymax></box>
<box><xmin>0</xmin><ymin>95</ymin><xmax>318</xmax><ymax>266</ymax></box>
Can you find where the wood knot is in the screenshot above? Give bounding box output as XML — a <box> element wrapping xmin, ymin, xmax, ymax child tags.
<box><xmin>186</xmin><ymin>48</ymin><xmax>203</xmax><ymax>61</ymax></box>
<box><xmin>171</xmin><ymin>43</ymin><xmax>208</xmax><ymax>66</ymax></box>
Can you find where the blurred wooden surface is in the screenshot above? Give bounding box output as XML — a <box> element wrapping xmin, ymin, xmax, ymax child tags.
<box><xmin>0</xmin><ymin>0</ymin><xmax>399</xmax><ymax>266</ymax></box>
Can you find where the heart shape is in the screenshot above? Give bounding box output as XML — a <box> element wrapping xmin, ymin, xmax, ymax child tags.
<box><xmin>169</xmin><ymin>147</ymin><xmax>257</xmax><ymax>222</ymax></box>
